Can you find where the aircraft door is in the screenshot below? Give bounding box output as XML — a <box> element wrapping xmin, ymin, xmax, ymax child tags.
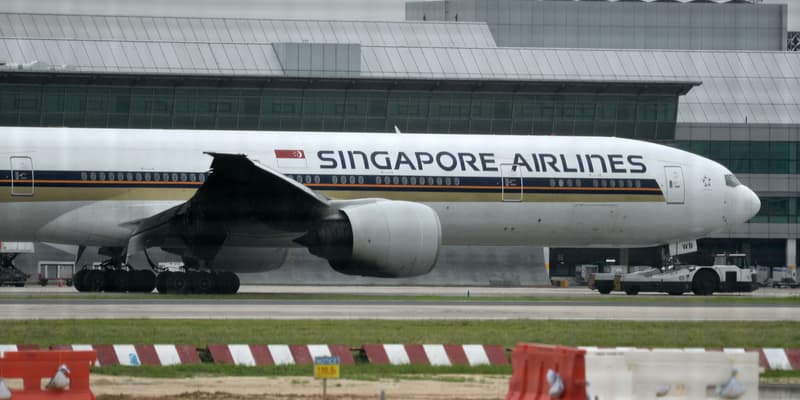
<box><xmin>10</xmin><ymin>156</ymin><xmax>34</xmax><ymax>196</ymax></box>
<box><xmin>500</xmin><ymin>163</ymin><xmax>523</xmax><ymax>202</ymax></box>
<box><xmin>664</xmin><ymin>166</ymin><xmax>684</xmax><ymax>204</ymax></box>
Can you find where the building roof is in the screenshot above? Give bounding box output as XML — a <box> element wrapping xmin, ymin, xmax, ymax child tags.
<box><xmin>0</xmin><ymin>12</ymin><xmax>797</xmax><ymax>125</ymax></box>
<box><xmin>0</xmin><ymin>13</ymin><xmax>496</xmax><ymax>48</ymax></box>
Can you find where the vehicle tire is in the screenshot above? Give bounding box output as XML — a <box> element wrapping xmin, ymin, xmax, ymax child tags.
<box><xmin>692</xmin><ymin>270</ymin><xmax>719</xmax><ymax>296</ymax></box>
<box><xmin>14</xmin><ymin>283</ymin><xmax>25</xmax><ymax>287</ymax></box>
<box><xmin>39</xmin><ymin>278</ymin><xmax>48</xmax><ymax>287</ymax></box>
<box><xmin>667</xmin><ymin>291</ymin><xmax>683</xmax><ymax>296</ymax></box>
<box><xmin>86</xmin><ymin>270</ymin><xmax>106</xmax><ymax>292</ymax></box>
<box><xmin>624</xmin><ymin>287</ymin><xmax>639</xmax><ymax>295</ymax></box>
<box><xmin>66</xmin><ymin>279</ymin><xmax>73</xmax><ymax>287</ymax></box>
<box><xmin>597</xmin><ymin>283</ymin><xmax>613</xmax><ymax>295</ymax></box>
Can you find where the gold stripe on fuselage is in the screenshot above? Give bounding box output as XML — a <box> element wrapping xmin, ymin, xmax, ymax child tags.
<box><xmin>0</xmin><ymin>186</ymin><xmax>664</xmax><ymax>203</ymax></box>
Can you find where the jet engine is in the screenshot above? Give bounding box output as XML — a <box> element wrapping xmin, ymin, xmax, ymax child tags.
<box><xmin>299</xmin><ymin>200</ymin><xmax>441</xmax><ymax>277</ymax></box>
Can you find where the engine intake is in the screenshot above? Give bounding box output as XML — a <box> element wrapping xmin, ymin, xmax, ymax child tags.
<box><xmin>299</xmin><ymin>200</ymin><xmax>441</xmax><ymax>277</ymax></box>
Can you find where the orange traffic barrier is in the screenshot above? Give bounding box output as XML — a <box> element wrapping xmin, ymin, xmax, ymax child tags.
<box><xmin>0</xmin><ymin>350</ymin><xmax>96</xmax><ymax>400</ymax></box>
<box><xmin>506</xmin><ymin>343</ymin><xmax>586</xmax><ymax>400</ymax></box>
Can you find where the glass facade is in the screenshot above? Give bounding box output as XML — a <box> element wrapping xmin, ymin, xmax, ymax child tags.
<box><xmin>0</xmin><ymin>77</ymin><xmax>678</xmax><ymax>139</ymax></box>
<box><xmin>675</xmin><ymin>141</ymin><xmax>800</xmax><ymax>175</ymax></box>
<box><xmin>749</xmin><ymin>197</ymin><xmax>799</xmax><ymax>224</ymax></box>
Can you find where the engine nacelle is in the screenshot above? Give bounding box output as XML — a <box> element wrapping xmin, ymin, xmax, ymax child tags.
<box><xmin>301</xmin><ymin>200</ymin><xmax>441</xmax><ymax>277</ymax></box>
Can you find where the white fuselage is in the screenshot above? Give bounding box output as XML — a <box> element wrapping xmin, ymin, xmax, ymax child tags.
<box><xmin>0</xmin><ymin>127</ymin><xmax>759</xmax><ymax>251</ymax></box>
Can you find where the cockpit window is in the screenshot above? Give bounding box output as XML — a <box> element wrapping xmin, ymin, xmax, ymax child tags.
<box><xmin>725</xmin><ymin>174</ymin><xmax>741</xmax><ymax>187</ymax></box>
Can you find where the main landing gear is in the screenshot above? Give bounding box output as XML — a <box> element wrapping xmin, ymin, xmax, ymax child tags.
<box><xmin>73</xmin><ymin>262</ymin><xmax>156</xmax><ymax>293</ymax></box>
<box><xmin>73</xmin><ymin>263</ymin><xmax>240</xmax><ymax>294</ymax></box>
<box><xmin>154</xmin><ymin>270</ymin><xmax>239</xmax><ymax>294</ymax></box>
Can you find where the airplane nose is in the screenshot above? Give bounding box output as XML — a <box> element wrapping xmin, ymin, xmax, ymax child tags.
<box><xmin>746</xmin><ymin>187</ymin><xmax>761</xmax><ymax>220</ymax></box>
<box><xmin>733</xmin><ymin>186</ymin><xmax>760</xmax><ymax>224</ymax></box>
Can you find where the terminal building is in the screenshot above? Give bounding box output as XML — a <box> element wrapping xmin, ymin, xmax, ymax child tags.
<box><xmin>0</xmin><ymin>0</ymin><xmax>797</xmax><ymax>284</ymax></box>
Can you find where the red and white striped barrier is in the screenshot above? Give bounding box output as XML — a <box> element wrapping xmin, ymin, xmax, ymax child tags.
<box><xmin>362</xmin><ymin>344</ymin><xmax>508</xmax><ymax>366</ymax></box>
<box><xmin>579</xmin><ymin>347</ymin><xmax>800</xmax><ymax>371</ymax></box>
<box><xmin>208</xmin><ymin>344</ymin><xmax>355</xmax><ymax>366</ymax></box>
<box><xmin>0</xmin><ymin>344</ymin><xmax>39</xmax><ymax>356</ymax></box>
<box><xmin>49</xmin><ymin>344</ymin><xmax>200</xmax><ymax>366</ymax></box>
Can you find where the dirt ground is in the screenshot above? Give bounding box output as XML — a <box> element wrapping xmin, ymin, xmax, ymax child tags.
<box><xmin>92</xmin><ymin>375</ymin><xmax>509</xmax><ymax>400</ymax></box>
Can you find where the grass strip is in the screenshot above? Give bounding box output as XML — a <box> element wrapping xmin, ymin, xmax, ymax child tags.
<box><xmin>3</xmin><ymin>320</ymin><xmax>799</xmax><ymax>349</ymax></box>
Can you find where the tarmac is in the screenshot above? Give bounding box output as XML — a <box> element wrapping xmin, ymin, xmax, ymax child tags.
<box><xmin>0</xmin><ymin>285</ymin><xmax>797</xmax><ymax>321</ymax></box>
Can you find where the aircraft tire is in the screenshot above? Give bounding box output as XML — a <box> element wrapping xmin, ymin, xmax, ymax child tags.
<box><xmin>156</xmin><ymin>271</ymin><xmax>171</xmax><ymax>294</ymax></box>
<box><xmin>624</xmin><ymin>287</ymin><xmax>639</xmax><ymax>295</ymax></box>
<box><xmin>692</xmin><ymin>270</ymin><xmax>719</xmax><ymax>296</ymax></box>
<box><xmin>189</xmin><ymin>271</ymin><xmax>214</xmax><ymax>294</ymax></box>
<box><xmin>169</xmin><ymin>272</ymin><xmax>189</xmax><ymax>294</ymax></box>
<box><xmin>85</xmin><ymin>270</ymin><xmax>106</xmax><ymax>292</ymax></box>
<box><xmin>216</xmin><ymin>272</ymin><xmax>240</xmax><ymax>294</ymax></box>
<box><xmin>134</xmin><ymin>270</ymin><xmax>156</xmax><ymax>293</ymax></box>
<box><xmin>112</xmin><ymin>270</ymin><xmax>130</xmax><ymax>293</ymax></box>
<box><xmin>73</xmin><ymin>270</ymin><xmax>88</xmax><ymax>292</ymax></box>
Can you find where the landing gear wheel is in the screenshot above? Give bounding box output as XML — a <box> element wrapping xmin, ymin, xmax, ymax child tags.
<box><xmin>216</xmin><ymin>272</ymin><xmax>240</xmax><ymax>294</ymax></box>
<box><xmin>111</xmin><ymin>270</ymin><xmax>130</xmax><ymax>292</ymax></box>
<box><xmin>73</xmin><ymin>269</ymin><xmax>88</xmax><ymax>292</ymax></box>
<box><xmin>169</xmin><ymin>272</ymin><xmax>189</xmax><ymax>294</ymax></box>
<box><xmin>189</xmin><ymin>272</ymin><xmax>214</xmax><ymax>294</ymax></box>
<box><xmin>85</xmin><ymin>270</ymin><xmax>106</xmax><ymax>292</ymax></box>
<box><xmin>692</xmin><ymin>270</ymin><xmax>719</xmax><ymax>296</ymax></box>
<box><xmin>133</xmin><ymin>270</ymin><xmax>156</xmax><ymax>293</ymax></box>
<box><xmin>156</xmin><ymin>271</ymin><xmax>171</xmax><ymax>294</ymax></box>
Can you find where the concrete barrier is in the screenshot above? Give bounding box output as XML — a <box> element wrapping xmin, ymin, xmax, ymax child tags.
<box><xmin>584</xmin><ymin>349</ymin><xmax>759</xmax><ymax>400</ymax></box>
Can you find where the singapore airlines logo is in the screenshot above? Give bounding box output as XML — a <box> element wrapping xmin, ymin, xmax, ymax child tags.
<box><xmin>275</xmin><ymin>149</ymin><xmax>307</xmax><ymax>169</ymax></box>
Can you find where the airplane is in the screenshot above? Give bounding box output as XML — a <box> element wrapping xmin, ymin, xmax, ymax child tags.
<box><xmin>0</xmin><ymin>127</ymin><xmax>760</xmax><ymax>294</ymax></box>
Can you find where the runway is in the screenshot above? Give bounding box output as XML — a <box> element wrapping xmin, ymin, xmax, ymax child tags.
<box><xmin>1</xmin><ymin>285</ymin><xmax>798</xmax><ymax>321</ymax></box>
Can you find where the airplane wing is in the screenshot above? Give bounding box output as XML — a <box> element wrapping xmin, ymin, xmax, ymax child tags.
<box><xmin>126</xmin><ymin>152</ymin><xmax>331</xmax><ymax>260</ymax></box>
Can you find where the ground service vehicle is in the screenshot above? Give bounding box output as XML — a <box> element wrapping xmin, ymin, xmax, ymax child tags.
<box><xmin>590</xmin><ymin>254</ymin><xmax>758</xmax><ymax>296</ymax></box>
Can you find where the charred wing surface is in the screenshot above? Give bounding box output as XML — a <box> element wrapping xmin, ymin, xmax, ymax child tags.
<box><xmin>128</xmin><ymin>153</ymin><xmax>329</xmax><ymax>262</ymax></box>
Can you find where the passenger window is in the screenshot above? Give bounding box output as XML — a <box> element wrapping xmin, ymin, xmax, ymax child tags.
<box><xmin>454</xmin><ymin>177</ymin><xmax>460</xmax><ymax>186</ymax></box>
<box><xmin>376</xmin><ymin>176</ymin><xmax>382</xmax><ymax>184</ymax></box>
<box><xmin>90</xmin><ymin>172</ymin><xmax>97</xmax><ymax>180</ymax></box>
